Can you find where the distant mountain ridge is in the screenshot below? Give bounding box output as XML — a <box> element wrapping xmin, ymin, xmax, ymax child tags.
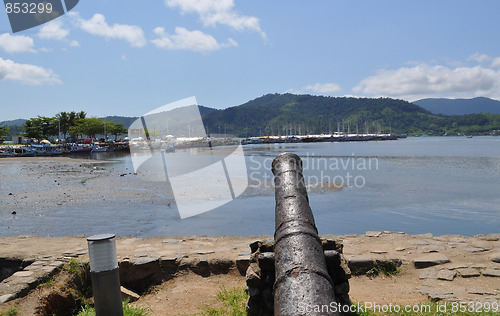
<box><xmin>2</xmin><ymin>94</ymin><xmax>500</xmax><ymax>137</ymax></box>
<box><xmin>413</xmin><ymin>97</ymin><xmax>500</xmax><ymax>115</ymax></box>
<box><xmin>1</xmin><ymin>119</ymin><xmax>26</xmax><ymax>127</ymax></box>
<box><xmin>201</xmin><ymin>93</ymin><xmax>432</xmax><ymax>136</ymax></box>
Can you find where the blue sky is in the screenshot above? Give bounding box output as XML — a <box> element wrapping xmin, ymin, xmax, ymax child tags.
<box><xmin>1</xmin><ymin>0</ymin><xmax>500</xmax><ymax>120</ymax></box>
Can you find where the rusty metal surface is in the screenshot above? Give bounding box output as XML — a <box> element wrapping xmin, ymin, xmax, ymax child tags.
<box><xmin>272</xmin><ymin>153</ymin><xmax>339</xmax><ymax>316</ymax></box>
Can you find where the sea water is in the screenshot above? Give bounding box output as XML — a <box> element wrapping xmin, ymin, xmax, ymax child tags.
<box><xmin>1</xmin><ymin>137</ymin><xmax>499</xmax><ymax>237</ymax></box>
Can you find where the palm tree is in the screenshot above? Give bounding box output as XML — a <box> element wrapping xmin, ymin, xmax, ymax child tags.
<box><xmin>56</xmin><ymin>111</ymin><xmax>70</xmax><ymax>139</ymax></box>
<box><xmin>77</xmin><ymin>111</ymin><xmax>86</xmax><ymax>120</ymax></box>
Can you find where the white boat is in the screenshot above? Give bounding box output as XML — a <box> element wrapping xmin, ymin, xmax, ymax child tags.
<box><xmin>91</xmin><ymin>144</ymin><xmax>110</xmax><ymax>153</ymax></box>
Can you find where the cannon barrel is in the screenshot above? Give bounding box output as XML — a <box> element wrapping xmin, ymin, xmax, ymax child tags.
<box><xmin>272</xmin><ymin>153</ymin><xmax>339</xmax><ymax>316</ymax></box>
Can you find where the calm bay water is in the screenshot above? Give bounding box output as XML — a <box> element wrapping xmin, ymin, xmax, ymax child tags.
<box><xmin>2</xmin><ymin>136</ymin><xmax>499</xmax><ymax>237</ymax></box>
<box><xmin>112</xmin><ymin>136</ymin><xmax>500</xmax><ymax>237</ymax></box>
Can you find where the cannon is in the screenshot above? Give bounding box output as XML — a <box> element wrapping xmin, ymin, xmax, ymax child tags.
<box><xmin>272</xmin><ymin>153</ymin><xmax>340</xmax><ymax>316</ymax></box>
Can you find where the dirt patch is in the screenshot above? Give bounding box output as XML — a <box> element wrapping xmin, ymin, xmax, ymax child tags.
<box><xmin>133</xmin><ymin>269</ymin><xmax>246</xmax><ymax>316</ymax></box>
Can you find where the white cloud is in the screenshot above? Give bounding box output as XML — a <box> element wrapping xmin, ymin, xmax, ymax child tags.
<box><xmin>69</xmin><ymin>40</ymin><xmax>80</xmax><ymax>47</ymax></box>
<box><xmin>353</xmin><ymin>64</ymin><xmax>500</xmax><ymax>101</ymax></box>
<box><xmin>468</xmin><ymin>53</ymin><xmax>491</xmax><ymax>63</ymax></box>
<box><xmin>72</xmin><ymin>13</ymin><xmax>146</xmax><ymax>47</ymax></box>
<box><xmin>304</xmin><ymin>83</ymin><xmax>342</xmax><ymax>94</ymax></box>
<box><xmin>491</xmin><ymin>57</ymin><xmax>500</xmax><ymax>68</ymax></box>
<box><xmin>152</xmin><ymin>26</ymin><xmax>237</xmax><ymax>53</ymax></box>
<box><xmin>0</xmin><ymin>58</ymin><xmax>61</xmax><ymax>85</ymax></box>
<box><xmin>0</xmin><ymin>33</ymin><xmax>35</xmax><ymax>53</ymax></box>
<box><xmin>166</xmin><ymin>0</ymin><xmax>267</xmax><ymax>41</ymax></box>
<box><xmin>467</xmin><ymin>53</ymin><xmax>500</xmax><ymax>69</ymax></box>
<box><xmin>38</xmin><ymin>20</ymin><xmax>69</xmax><ymax>40</ymax></box>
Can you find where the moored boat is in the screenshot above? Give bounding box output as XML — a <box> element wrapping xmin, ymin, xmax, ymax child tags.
<box><xmin>29</xmin><ymin>144</ymin><xmax>63</xmax><ymax>156</ymax></box>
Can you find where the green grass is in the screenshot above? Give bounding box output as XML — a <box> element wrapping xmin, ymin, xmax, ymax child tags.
<box><xmin>37</xmin><ymin>275</ymin><xmax>56</xmax><ymax>288</ymax></box>
<box><xmin>0</xmin><ymin>307</ymin><xmax>18</xmax><ymax>316</ymax></box>
<box><xmin>353</xmin><ymin>301</ymin><xmax>499</xmax><ymax>315</ymax></box>
<box><xmin>63</xmin><ymin>258</ymin><xmax>92</xmax><ymax>299</ymax></box>
<box><xmin>199</xmin><ymin>286</ymin><xmax>248</xmax><ymax>316</ymax></box>
<box><xmin>76</xmin><ymin>299</ymin><xmax>151</xmax><ymax>316</ymax></box>
<box><xmin>353</xmin><ymin>261</ymin><xmax>401</xmax><ymax>277</ymax></box>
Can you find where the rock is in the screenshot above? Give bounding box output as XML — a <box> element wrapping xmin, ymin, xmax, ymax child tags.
<box><xmin>489</xmin><ymin>253</ymin><xmax>500</xmax><ymax>263</ymax></box>
<box><xmin>347</xmin><ymin>256</ymin><xmax>374</xmax><ymax>274</ymax></box>
<box><xmin>410</xmin><ymin>240</ymin><xmax>430</xmax><ymax>246</ymax></box>
<box><xmin>334</xmin><ymin>282</ymin><xmax>350</xmax><ymax>295</ymax></box>
<box><xmin>12</xmin><ymin>271</ymin><xmax>34</xmax><ymax>277</ymax></box>
<box><xmin>366</xmin><ymin>231</ymin><xmax>382</xmax><ymax>237</ymax></box>
<box><xmin>396</xmin><ymin>247</ymin><xmax>406</xmax><ymax>251</ymax></box>
<box><xmin>236</xmin><ymin>257</ymin><xmax>250</xmax><ymax>275</ymax></box>
<box><xmin>31</xmin><ymin>260</ymin><xmax>48</xmax><ymax>266</ymax></box>
<box><xmin>134</xmin><ymin>256</ymin><xmax>159</xmax><ymax>265</ymax></box>
<box><xmin>469</xmin><ymin>264</ymin><xmax>486</xmax><ymax>269</ymax></box>
<box><xmin>258</xmin><ymin>252</ymin><xmax>275</xmax><ymax>272</ymax></box>
<box><xmin>447</xmin><ymin>264</ymin><xmax>467</xmax><ymax>270</ymax></box>
<box><xmin>456</xmin><ymin>268</ymin><xmax>480</xmax><ymax>278</ymax></box>
<box><xmin>416</xmin><ymin>233</ymin><xmax>433</xmax><ymax>238</ymax></box>
<box><xmin>419</xmin><ymin>268</ymin><xmax>437</xmax><ymax>279</ymax></box>
<box><xmin>437</xmin><ymin>269</ymin><xmax>456</xmax><ymax>281</ymax></box>
<box><xmin>468</xmin><ymin>290</ymin><xmax>496</xmax><ymax>295</ymax></box>
<box><xmin>370</xmin><ymin>250</ymin><xmax>387</xmax><ymax>254</ymax></box>
<box><xmin>247</xmin><ymin>286</ymin><xmax>260</xmax><ymax>297</ymax></box>
<box><xmin>415</xmin><ymin>286</ymin><xmax>433</xmax><ymax>295</ymax></box>
<box><xmin>0</xmin><ymin>294</ymin><xmax>15</xmax><ymax>305</ymax></box>
<box><xmin>133</xmin><ymin>253</ymin><xmax>148</xmax><ymax>258</ymax></box>
<box><xmin>482</xmin><ymin>269</ymin><xmax>500</xmax><ymax>277</ymax></box>
<box><xmin>478</xmin><ymin>234</ymin><xmax>500</xmax><ymax>241</ymax></box>
<box><xmin>195</xmin><ymin>250</ymin><xmax>215</xmax><ymax>255</ymax></box>
<box><xmin>463</xmin><ymin>247</ymin><xmax>488</xmax><ymax>253</ymax></box>
<box><xmin>414</xmin><ymin>254</ymin><xmax>450</xmax><ymax>268</ymax></box>
<box><xmin>161</xmin><ymin>256</ymin><xmax>178</xmax><ymax>262</ymax></box>
<box><xmin>427</xmin><ymin>291</ymin><xmax>455</xmax><ymax>302</ymax></box>
<box><xmin>422</xmin><ymin>246</ymin><xmax>444</xmax><ymax>253</ymax></box>
<box><xmin>245</xmin><ymin>266</ymin><xmax>261</xmax><ymax>287</ymax></box>
<box><xmin>162</xmin><ymin>239</ymin><xmax>179</xmax><ymax>244</ymax></box>
<box><xmin>121</xmin><ymin>286</ymin><xmax>140</xmax><ymax>302</ymax></box>
<box><xmin>41</xmin><ymin>265</ymin><xmax>59</xmax><ymax>274</ymax></box>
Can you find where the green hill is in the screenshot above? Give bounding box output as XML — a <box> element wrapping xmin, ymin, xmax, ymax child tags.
<box><xmin>5</xmin><ymin>95</ymin><xmax>500</xmax><ymax>139</ymax></box>
<box><xmin>201</xmin><ymin>94</ymin><xmax>500</xmax><ymax>137</ymax></box>
<box><xmin>202</xmin><ymin>94</ymin><xmax>419</xmax><ymax>136</ymax></box>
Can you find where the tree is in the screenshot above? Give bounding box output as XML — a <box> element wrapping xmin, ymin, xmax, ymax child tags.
<box><xmin>0</xmin><ymin>125</ymin><xmax>9</xmax><ymax>143</ymax></box>
<box><xmin>77</xmin><ymin>111</ymin><xmax>86</xmax><ymax>120</ymax></box>
<box><xmin>23</xmin><ymin>116</ymin><xmax>57</xmax><ymax>140</ymax></box>
<box><xmin>55</xmin><ymin>111</ymin><xmax>70</xmax><ymax>139</ymax></box>
<box><xmin>105</xmin><ymin>121</ymin><xmax>128</xmax><ymax>140</ymax></box>
<box><xmin>76</xmin><ymin>118</ymin><xmax>105</xmax><ymax>139</ymax></box>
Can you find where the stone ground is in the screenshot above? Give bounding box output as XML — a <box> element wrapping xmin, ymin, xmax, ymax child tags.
<box><xmin>0</xmin><ymin>232</ymin><xmax>499</xmax><ymax>315</ymax></box>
